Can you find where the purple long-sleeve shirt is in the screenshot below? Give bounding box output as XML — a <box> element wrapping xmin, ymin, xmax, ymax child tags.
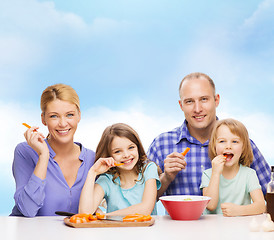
<box><xmin>10</xmin><ymin>140</ymin><xmax>95</xmax><ymax>217</ymax></box>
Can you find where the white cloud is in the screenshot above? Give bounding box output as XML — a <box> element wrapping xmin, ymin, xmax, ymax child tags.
<box><xmin>2</xmin><ymin>100</ymin><xmax>273</xmax><ymax>171</ymax></box>
<box><xmin>0</xmin><ymin>0</ymin><xmax>131</xmax><ymax>88</ymax></box>
<box><xmin>242</xmin><ymin>0</ymin><xmax>274</xmax><ymax>29</ymax></box>
<box><xmin>238</xmin><ymin>0</ymin><xmax>274</xmax><ymax>53</ymax></box>
<box><xmin>240</xmin><ymin>112</ymin><xmax>274</xmax><ymax>165</ymax></box>
<box><xmin>76</xmin><ymin>106</ymin><xmax>181</xmax><ymax>152</ymax></box>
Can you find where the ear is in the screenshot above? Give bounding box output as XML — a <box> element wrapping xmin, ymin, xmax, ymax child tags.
<box><xmin>77</xmin><ymin>109</ymin><xmax>81</xmax><ymax>123</ymax></box>
<box><xmin>41</xmin><ymin>113</ymin><xmax>47</xmax><ymax>126</ymax></box>
<box><xmin>178</xmin><ymin>99</ymin><xmax>184</xmax><ymax>111</ymax></box>
<box><xmin>215</xmin><ymin>94</ymin><xmax>220</xmax><ymax>108</ymax></box>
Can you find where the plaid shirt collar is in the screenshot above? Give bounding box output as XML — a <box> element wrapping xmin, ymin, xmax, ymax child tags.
<box><xmin>177</xmin><ymin>119</ymin><xmax>210</xmax><ymax>146</ymax></box>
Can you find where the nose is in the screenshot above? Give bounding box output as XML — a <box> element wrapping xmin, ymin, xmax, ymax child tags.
<box><xmin>194</xmin><ymin>100</ymin><xmax>202</xmax><ymax>113</ymax></box>
<box><xmin>225</xmin><ymin>141</ymin><xmax>232</xmax><ymax>149</ymax></box>
<box><xmin>123</xmin><ymin>150</ymin><xmax>130</xmax><ymax>158</ymax></box>
<box><xmin>58</xmin><ymin>117</ymin><xmax>67</xmax><ymax>127</ymax></box>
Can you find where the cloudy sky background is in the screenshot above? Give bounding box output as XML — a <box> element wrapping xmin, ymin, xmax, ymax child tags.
<box><xmin>1</xmin><ymin>0</ymin><xmax>274</xmax><ymax>215</ymax></box>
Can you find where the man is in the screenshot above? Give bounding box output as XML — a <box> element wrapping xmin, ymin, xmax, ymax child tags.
<box><xmin>147</xmin><ymin>72</ymin><xmax>271</xmax><ymax>198</ymax></box>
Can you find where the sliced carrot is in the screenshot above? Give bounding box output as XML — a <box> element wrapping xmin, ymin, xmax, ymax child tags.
<box><xmin>182</xmin><ymin>147</ymin><xmax>190</xmax><ymax>156</ymax></box>
<box><xmin>69</xmin><ymin>213</ymin><xmax>91</xmax><ymax>223</ymax></box>
<box><xmin>122</xmin><ymin>214</ymin><xmax>152</xmax><ymax>222</ymax></box>
<box><xmin>95</xmin><ymin>212</ymin><xmax>105</xmax><ymax>220</ymax></box>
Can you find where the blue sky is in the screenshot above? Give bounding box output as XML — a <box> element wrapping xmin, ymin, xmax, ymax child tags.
<box><xmin>0</xmin><ymin>0</ymin><xmax>274</xmax><ymax>215</ymax></box>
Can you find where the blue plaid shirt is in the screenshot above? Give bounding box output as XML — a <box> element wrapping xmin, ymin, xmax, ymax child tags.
<box><xmin>147</xmin><ymin>120</ymin><xmax>271</xmax><ymax>196</ymax></box>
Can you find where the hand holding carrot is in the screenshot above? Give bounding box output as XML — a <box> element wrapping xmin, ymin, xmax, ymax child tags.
<box><xmin>163</xmin><ymin>148</ymin><xmax>190</xmax><ymax>182</ymax></box>
<box><xmin>23</xmin><ymin>123</ymin><xmax>48</xmax><ymax>157</ymax></box>
<box><xmin>90</xmin><ymin>157</ymin><xmax>116</xmax><ymax>176</ymax></box>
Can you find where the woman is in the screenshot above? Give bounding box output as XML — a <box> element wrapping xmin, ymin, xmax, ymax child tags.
<box><xmin>10</xmin><ymin>84</ymin><xmax>95</xmax><ymax>217</ymax></box>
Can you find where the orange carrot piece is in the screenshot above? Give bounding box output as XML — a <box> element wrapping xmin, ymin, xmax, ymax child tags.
<box><xmin>95</xmin><ymin>212</ymin><xmax>105</xmax><ymax>220</ymax></box>
<box><xmin>182</xmin><ymin>147</ymin><xmax>190</xmax><ymax>156</ymax></box>
<box><xmin>22</xmin><ymin>123</ymin><xmax>32</xmax><ymax>129</ymax></box>
<box><xmin>22</xmin><ymin>123</ymin><xmax>37</xmax><ymax>132</ymax></box>
<box><xmin>123</xmin><ymin>214</ymin><xmax>151</xmax><ymax>222</ymax></box>
<box><xmin>114</xmin><ymin>162</ymin><xmax>124</xmax><ymax>166</ymax></box>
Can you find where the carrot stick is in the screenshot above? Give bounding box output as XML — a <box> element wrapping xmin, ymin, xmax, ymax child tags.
<box><xmin>22</xmin><ymin>123</ymin><xmax>37</xmax><ymax>132</ymax></box>
<box><xmin>182</xmin><ymin>147</ymin><xmax>190</xmax><ymax>156</ymax></box>
<box><xmin>114</xmin><ymin>163</ymin><xmax>124</xmax><ymax>166</ymax></box>
<box><xmin>22</xmin><ymin>123</ymin><xmax>32</xmax><ymax>129</ymax></box>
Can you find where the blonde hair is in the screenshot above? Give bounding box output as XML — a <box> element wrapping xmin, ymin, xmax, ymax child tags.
<box><xmin>179</xmin><ymin>72</ymin><xmax>216</xmax><ymax>98</ymax></box>
<box><xmin>40</xmin><ymin>84</ymin><xmax>80</xmax><ymax>114</ymax></box>
<box><xmin>95</xmin><ymin>123</ymin><xmax>150</xmax><ymax>183</ymax></box>
<box><xmin>208</xmin><ymin>118</ymin><xmax>253</xmax><ymax>166</ymax></box>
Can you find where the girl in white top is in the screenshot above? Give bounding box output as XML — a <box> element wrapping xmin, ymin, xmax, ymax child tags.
<box><xmin>200</xmin><ymin>118</ymin><xmax>265</xmax><ymax>216</ymax></box>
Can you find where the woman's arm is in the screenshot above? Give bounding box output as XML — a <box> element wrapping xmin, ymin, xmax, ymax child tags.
<box><xmin>221</xmin><ymin>189</ymin><xmax>266</xmax><ymax>217</ymax></box>
<box><xmin>78</xmin><ymin>157</ymin><xmax>114</xmax><ymax>214</ymax></box>
<box><xmin>12</xmin><ymin>146</ymin><xmax>48</xmax><ymax>217</ymax></box>
<box><xmin>12</xmin><ymin>128</ymin><xmax>50</xmax><ymax>217</ymax></box>
<box><xmin>24</xmin><ymin>127</ymin><xmax>49</xmax><ymax>180</ymax></box>
<box><xmin>107</xmin><ymin>178</ymin><xmax>157</xmax><ymax>216</ymax></box>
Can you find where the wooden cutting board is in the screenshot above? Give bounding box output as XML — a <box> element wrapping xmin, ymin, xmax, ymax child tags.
<box><xmin>64</xmin><ymin>217</ymin><xmax>155</xmax><ymax>228</ymax></box>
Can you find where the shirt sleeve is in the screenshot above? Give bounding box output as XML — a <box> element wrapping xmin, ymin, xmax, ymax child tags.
<box><xmin>246</xmin><ymin>168</ymin><xmax>262</xmax><ymax>193</ymax></box>
<box><xmin>143</xmin><ymin>162</ymin><xmax>161</xmax><ymax>190</ymax></box>
<box><xmin>147</xmin><ymin>138</ymin><xmax>165</xmax><ymax>172</ymax></box>
<box><xmin>12</xmin><ymin>143</ymin><xmax>46</xmax><ymax>217</ymax></box>
<box><xmin>249</xmin><ymin>139</ymin><xmax>271</xmax><ymax>195</ymax></box>
<box><xmin>95</xmin><ymin>174</ymin><xmax>111</xmax><ymax>198</ymax></box>
<box><xmin>200</xmin><ymin>169</ymin><xmax>211</xmax><ymax>189</ymax></box>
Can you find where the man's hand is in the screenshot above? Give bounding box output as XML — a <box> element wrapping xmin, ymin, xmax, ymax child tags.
<box><xmin>157</xmin><ymin>152</ymin><xmax>187</xmax><ymax>199</ymax></box>
<box><xmin>163</xmin><ymin>152</ymin><xmax>187</xmax><ymax>182</ymax></box>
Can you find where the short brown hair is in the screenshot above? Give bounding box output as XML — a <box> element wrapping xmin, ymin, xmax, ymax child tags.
<box><xmin>208</xmin><ymin>118</ymin><xmax>254</xmax><ymax>166</ymax></box>
<box><xmin>179</xmin><ymin>72</ymin><xmax>216</xmax><ymax>98</ymax></box>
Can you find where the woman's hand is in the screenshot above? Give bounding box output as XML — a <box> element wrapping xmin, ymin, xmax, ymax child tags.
<box><xmin>24</xmin><ymin>127</ymin><xmax>49</xmax><ymax>157</ymax></box>
<box><xmin>90</xmin><ymin>157</ymin><xmax>115</xmax><ymax>176</ymax></box>
<box><xmin>211</xmin><ymin>155</ymin><xmax>226</xmax><ymax>176</ymax></box>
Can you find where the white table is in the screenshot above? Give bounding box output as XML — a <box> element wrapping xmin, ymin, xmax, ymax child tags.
<box><xmin>0</xmin><ymin>214</ymin><xmax>273</xmax><ymax>240</ymax></box>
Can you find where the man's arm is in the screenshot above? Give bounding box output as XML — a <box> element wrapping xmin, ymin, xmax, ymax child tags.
<box><xmin>157</xmin><ymin>152</ymin><xmax>187</xmax><ymax>199</ymax></box>
<box><xmin>250</xmin><ymin>140</ymin><xmax>271</xmax><ymax>195</ymax></box>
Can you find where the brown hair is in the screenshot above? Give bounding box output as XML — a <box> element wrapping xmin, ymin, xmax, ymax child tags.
<box><xmin>208</xmin><ymin>118</ymin><xmax>254</xmax><ymax>166</ymax></box>
<box><xmin>95</xmin><ymin>123</ymin><xmax>149</xmax><ymax>183</ymax></box>
<box><xmin>40</xmin><ymin>84</ymin><xmax>80</xmax><ymax>115</ymax></box>
<box><xmin>179</xmin><ymin>72</ymin><xmax>216</xmax><ymax>98</ymax></box>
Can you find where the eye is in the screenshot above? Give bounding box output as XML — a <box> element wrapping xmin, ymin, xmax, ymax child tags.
<box><xmin>201</xmin><ymin>97</ymin><xmax>208</xmax><ymax>102</ymax></box>
<box><xmin>49</xmin><ymin>114</ymin><xmax>58</xmax><ymax>118</ymax></box>
<box><xmin>113</xmin><ymin>150</ymin><xmax>120</xmax><ymax>154</ymax></box>
<box><xmin>67</xmin><ymin>113</ymin><xmax>74</xmax><ymax>117</ymax></box>
<box><xmin>185</xmin><ymin>100</ymin><xmax>193</xmax><ymax>104</ymax></box>
<box><xmin>232</xmin><ymin>140</ymin><xmax>239</xmax><ymax>143</ymax></box>
<box><xmin>129</xmin><ymin>145</ymin><xmax>135</xmax><ymax>150</ymax></box>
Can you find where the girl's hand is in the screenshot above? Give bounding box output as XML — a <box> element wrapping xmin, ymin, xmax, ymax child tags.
<box><xmin>24</xmin><ymin>127</ymin><xmax>49</xmax><ymax>157</ymax></box>
<box><xmin>211</xmin><ymin>155</ymin><xmax>226</xmax><ymax>175</ymax></box>
<box><xmin>90</xmin><ymin>157</ymin><xmax>115</xmax><ymax>176</ymax></box>
<box><xmin>221</xmin><ymin>203</ymin><xmax>240</xmax><ymax>217</ymax></box>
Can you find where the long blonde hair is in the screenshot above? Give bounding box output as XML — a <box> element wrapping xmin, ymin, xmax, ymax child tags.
<box><xmin>208</xmin><ymin>118</ymin><xmax>254</xmax><ymax>166</ymax></box>
<box><xmin>40</xmin><ymin>84</ymin><xmax>80</xmax><ymax>115</ymax></box>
